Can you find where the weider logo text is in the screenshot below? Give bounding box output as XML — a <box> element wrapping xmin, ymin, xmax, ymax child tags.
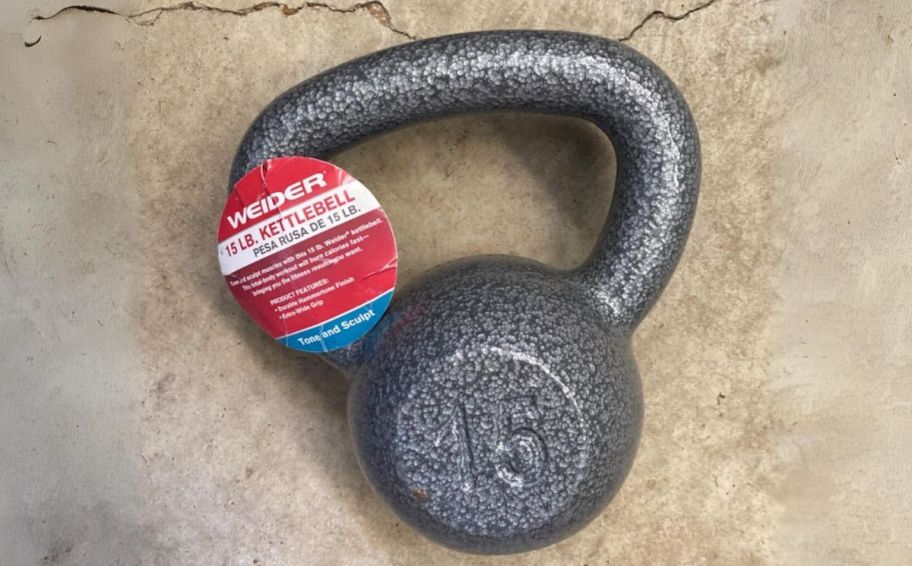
<box><xmin>227</xmin><ymin>173</ymin><xmax>327</xmax><ymax>229</ymax></box>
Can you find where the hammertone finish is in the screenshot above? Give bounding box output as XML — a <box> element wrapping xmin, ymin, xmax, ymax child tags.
<box><xmin>230</xmin><ymin>31</ymin><xmax>700</xmax><ymax>554</ymax></box>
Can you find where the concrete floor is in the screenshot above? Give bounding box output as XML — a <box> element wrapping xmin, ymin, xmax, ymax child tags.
<box><xmin>2</xmin><ymin>0</ymin><xmax>911</xmax><ymax>564</ymax></box>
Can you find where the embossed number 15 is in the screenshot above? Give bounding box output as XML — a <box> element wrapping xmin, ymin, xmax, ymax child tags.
<box><xmin>433</xmin><ymin>395</ymin><xmax>548</xmax><ymax>490</ymax></box>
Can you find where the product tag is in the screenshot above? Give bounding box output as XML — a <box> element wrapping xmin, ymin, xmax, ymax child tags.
<box><xmin>218</xmin><ymin>157</ymin><xmax>398</xmax><ymax>352</ymax></box>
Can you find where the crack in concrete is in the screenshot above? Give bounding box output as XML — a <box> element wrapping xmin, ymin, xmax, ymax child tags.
<box><xmin>29</xmin><ymin>2</ymin><xmax>720</xmax><ymax>50</ymax></box>
<box><xmin>618</xmin><ymin>0</ymin><xmax>722</xmax><ymax>42</ymax></box>
<box><xmin>31</xmin><ymin>1</ymin><xmax>417</xmax><ymax>40</ymax></box>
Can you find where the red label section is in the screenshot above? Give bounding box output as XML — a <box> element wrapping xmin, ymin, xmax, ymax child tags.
<box><xmin>218</xmin><ymin>157</ymin><xmax>398</xmax><ymax>352</ymax></box>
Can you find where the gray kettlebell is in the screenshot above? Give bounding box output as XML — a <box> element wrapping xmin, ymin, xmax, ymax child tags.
<box><xmin>229</xmin><ymin>31</ymin><xmax>700</xmax><ymax>554</ymax></box>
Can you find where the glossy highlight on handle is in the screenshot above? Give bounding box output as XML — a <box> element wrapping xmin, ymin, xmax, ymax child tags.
<box><xmin>230</xmin><ymin>30</ymin><xmax>701</xmax><ymax>330</ymax></box>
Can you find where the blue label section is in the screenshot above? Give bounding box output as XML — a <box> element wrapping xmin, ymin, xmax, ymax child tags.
<box><xmin>279</xmin><ymin>290</ymin><xmax>394</xmax><ymax>353</ymax></box>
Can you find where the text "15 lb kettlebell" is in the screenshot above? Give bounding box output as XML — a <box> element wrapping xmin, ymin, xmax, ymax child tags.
<box><xmin>228</xmin><ymin>30</ymin><xmax>700</xmax><ymax>554</ymax></box>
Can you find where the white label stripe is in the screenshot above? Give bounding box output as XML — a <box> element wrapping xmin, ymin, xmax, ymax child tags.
<box><xmin>223</xmin><ymin>179</ymin><xmax>361</xmax><ymax>241</ymax></box>
<box><xmin>218</xmin><ymin>181</ymin><xmax>380</xmax><ymax>275</ymax></box>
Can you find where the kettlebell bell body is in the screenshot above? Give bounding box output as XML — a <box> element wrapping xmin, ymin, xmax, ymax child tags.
<box><xmin>230</xmin><ymin>31</ymin><xmax>700</xmax><ymax>554</ymax></box>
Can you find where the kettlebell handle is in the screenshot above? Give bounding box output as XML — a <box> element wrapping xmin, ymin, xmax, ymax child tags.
<box><xmin>230</xmin><ymin>30</ymin><xmax>700</xmax><ymax>328</ymax></box>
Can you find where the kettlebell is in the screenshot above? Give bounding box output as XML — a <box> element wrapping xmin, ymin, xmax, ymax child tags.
<box><xmin>229</xmin><ymin>31</ymin><xmax>700</xmax><ymax>554</ymax></box>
